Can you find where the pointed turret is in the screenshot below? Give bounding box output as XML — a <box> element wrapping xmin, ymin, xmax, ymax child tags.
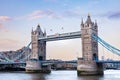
<box><xmin>35</xmin><ymin>24</ymin><xmax>43</xmax><ymax>33</ymax></box>
<box><xmin>31</xmin><ymin>27</ymin><xmax>34</xmax><ymax>34</ymax></box>
<box><xmin>86</xmin><ymin>13</ymin><xmax>92</xmax><ymax>24</ymax></box>
<box><xmin>95</xmin><ymin>20</ymin><xmax>97</xmax><ymax>26</ymax></box>
<box><xmin>44</xmin><ymin>29</ymin><xmax>46</xmax><ymax>36</ymax></box>
<box><xmin>81</xmin><ymin>18</ymin><xmax>84</xmax><ymax>25</ymax></box>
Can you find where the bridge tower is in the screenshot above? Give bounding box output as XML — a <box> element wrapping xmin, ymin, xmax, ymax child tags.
<box><xmin>26</xmin><ymin>24</ymin><xmax>50</xmax><ymax>73</ymax></box>
<box><xmin>31</xmin><ymin>24</ymin><xmax>46</xmax><ymax>60</ymax></box>
<box><xmin>77</xmin><ymin>14</ymin><xmax>103</xmax><ymax>75</ymax></box>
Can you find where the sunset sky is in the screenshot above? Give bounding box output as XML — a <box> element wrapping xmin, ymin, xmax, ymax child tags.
<box><xmin>0</xmin><ymin>0</ymin><xmax>120</xmax><ymax>60</ymax></box>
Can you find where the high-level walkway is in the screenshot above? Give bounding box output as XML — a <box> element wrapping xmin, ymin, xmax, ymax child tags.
<box><xmin>38</xmin><ymin>31</ymin><xmax>81</xmax><ymax>41</ymax></box>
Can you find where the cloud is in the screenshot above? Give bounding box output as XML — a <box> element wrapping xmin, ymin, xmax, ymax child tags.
<box><xmin>0</xmin><ymin>29</ymin><xmax>28</xmax><ymax>51</ymax></box>
<box><xmin>28</xmin><ymin>9</ymin><xmax>82</xmax><ymax>20</ymax></box>
<box><xmin>63</xmin><ymin>10</ymin><xmax>81</xmax><ymax>18</ymax></box>
<box><xmin>0</xmin><ymin>23</ymin><xmax>11</xmax><ymax>32</ymax></box>
<box><xmin>0</xmin><ymin>39</ymin><xmax>19</xmax><ymax>45</ymax></box>
<box><xmin>0</xmin><ymin>39</ymin><xmax>20</xmax><ymax>51</ymax></box>
<box><xmin>28</xmin><ymin>9</ymin><xmax>62</xmax><ymax>20</ymax></box>
<box><xmin>0</xmin><ymin>23</ymin><xmax>4</xmax><ymax>29</ymax></box>
<box><xmin>29</xmin><ymin>10</ymin><xmax>44</xmax><ymax>17</ymax></box>
<box><xmin>28</xmin><ymin>10</ymin><xmax>45</xmax><ymax>19</ymax></box>
<box><xmin>0</xmin><ymin>16</ymin><xmax>11</xmax><ymax>22</ymax></box>
<box><xmin>108</xmin><ymin>11</ymin><xmax>120</xmax><ymax>19</ymax></box>
<box><xmin>46</xmin><ymin>9</ymin><xmax>61</xmax><ymax>19</ymax></box>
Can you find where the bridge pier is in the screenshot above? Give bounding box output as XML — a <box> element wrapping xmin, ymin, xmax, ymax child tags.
<box><xmin>77</xmin><ymin>14</ymin><xmax>104</xmax><ymax>76</ymax></box>
<box><xmin>26</xmin><ymin>60</ymin><xmax>41</xmax><ymax>72</ymax></box>
<box><xmin>25</xmin><ymin>60</ymin><xmax>51</xmax><ymax>73</ymax></box>
<box><xmin>77</xmin><ymin>60</ymin><xmax>103</xmax><ymax>76</ymax></box>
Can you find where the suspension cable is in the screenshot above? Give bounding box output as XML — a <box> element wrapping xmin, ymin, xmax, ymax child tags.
<box><xmin>92</xmin><ymin>34</ymin><xmax>120</xmax><ymax>56</ymax></box>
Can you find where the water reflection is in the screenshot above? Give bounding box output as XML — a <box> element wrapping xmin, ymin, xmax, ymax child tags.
<box><xmin>0</xmin><ymin>70</ymin><xmax>120</xmax><ymax>80</ymax></box>
<box><xmin>28</xmin><ymin>73</ymin><xmax>46</xmax><ymax>80</ymax></box>
<box><xmin>77</xmin><ymin>75</ymin><xmax>103</xmax><ymax>80</ymax></box>
<box><xmin>28</xmin><ymin>71</ymin><xmax>104</xmax><ymax>80</ymax></box>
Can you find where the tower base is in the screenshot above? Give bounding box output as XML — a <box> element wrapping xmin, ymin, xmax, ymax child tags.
<box><xmin>77</xmin><ymin>60</ymin><xmax>103</xmax><ymax>76</ymax></box>
<box><xmin>25</xmin><ymin>60</ymin><xmax>51</xmax><ymax>73</ymax></box>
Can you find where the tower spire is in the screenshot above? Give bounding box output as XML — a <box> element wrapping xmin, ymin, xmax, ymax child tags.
<box><xmin>95</xmin><ymin>20</ymin><xmax>97</xmax><ymax>26</ymax></box>
<box><xmin>36</xmin><ymin>24</ymin><xmax>43</xmax><ymax>33</ymax></box>
<box><xmin>81</xmin><ymin>18</ymin><xmax>83</xmax><ymax>24</ymax></box>
<box><xmin>32</xmin><ymin>27</ymin><xmax>33</xmax><ymax>32</ymax></box>
<box><xmin>44</xmin><ymin>29</ymin><xmax>46</xmax><ymax>36</ymax></box>
<box><xmin>86</xmin><ymin>13</ymin><xmax>92</xmax><ymax>24</ymax></box>
<box><xmin>37</xmin><ymin>24</ymin><xmax>40</xmax><ymax>28</ymax></box>
<box><xmin>88</xmin><ymin>13</ymin><xmax>90</xmax><ymax>17</ymax></box>
<box><xmin>81</xmin><ymin>18</ymin><xmax>84</xmax><ymax>26</ymax></box>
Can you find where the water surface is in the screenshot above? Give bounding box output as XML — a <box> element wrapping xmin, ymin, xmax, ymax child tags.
<box><xmin>0</xmin><ymin>70</ymin><xmax>120</xmax><ymax>80</ymax></box>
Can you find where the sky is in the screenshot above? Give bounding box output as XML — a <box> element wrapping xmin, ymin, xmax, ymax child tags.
<box><xmin>0</xmin><ymin>0</ymin><xmax>120</xmax><ymax>60</ymax></box>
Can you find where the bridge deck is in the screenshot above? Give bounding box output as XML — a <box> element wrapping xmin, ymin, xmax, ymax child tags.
<box><xmin>0</xmin><ymin>62</ymin><xmax>26</xmax><ymax>64</ymax></box>
<box><xmin>96</xmin><ymin>60</ymin><xmax>120</xmax><ymax>63</ymax></box>
<box><xmin>1</xmin><ymin>60</ymin><xmax>120</xmax><ymax>65</ymax></box>
<box><xmin>38</xmin><ymin>31</ymin><xmax>81</xmax><ymax>41</ymax></box>
<box><xmin>0</xmin><ymin>60</ymin><xmax>77</xmax><ymax>65</ymax></box>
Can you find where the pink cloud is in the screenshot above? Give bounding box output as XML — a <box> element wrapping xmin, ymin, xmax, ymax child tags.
<box><xmin>29</xmin><ymin>10</ymin><xmax>44</xmax><ymax>17</ymax></box>
<box><xmin>0</xmin><ymin>23</ymin><xmax>10</xmax><ymax>32</ymax></box>
<box><xmin>0</xmin><ymin>39</ymin><xmax>19</xmax><ymax>44</ymax></box>
<box><xmin>45</xmin><ymin>9</ymin><xmax>62</xmax><ymax>19</ymax></box>
<box><xmin>28</xmin><ymin>10</ymin><xmax>44</xmax><ymax>19</ymax></box>
<box><xmin>0</xmin><ymin>16</ymin><xmax>11</xmax><ymax>22</ymax></box>
<box><xmin>0</xmin><ymin>39</ymin><xmax>20</xmax><ymax>51</ymax></box>
<box><xmin>28</xmin><ymin>9</ymin><xmax>61</xmax><ymax>20</ymax></box>
<box><xmin>0</xmin><ymin>23</ymin><xmax>4</xmax><ymax>29</ymax></box>
<box><xmin>2</xmin><ymin>29</ymin><xmax>11</xmax><ymax>32</ymax></box>
<box><xmin>29</xmin><ymin>15</ymin><xmax>44</xmax><ymax>20</ymax></box>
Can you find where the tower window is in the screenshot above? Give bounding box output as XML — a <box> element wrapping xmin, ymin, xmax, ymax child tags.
<box><xmin>39</xmin><ymin>32</ymin><xmax>40</xmax><ymax>35</ymax></box>
<box><xmin>93</xmin><ymin>53</ymin><xmax>98</xmax><ymax>61</ymax></box>
<box><xmin>94</xmin><ymin>26</ymin><xmax>97</xmax><ymax>29</ymax></box>
<box><xmin>39</xmin><ymin>56</ymin><xmax>43</xmax><ymax>60</ymax></box>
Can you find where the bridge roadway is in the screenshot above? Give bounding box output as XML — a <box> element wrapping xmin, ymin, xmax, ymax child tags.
<box><xmin>0</xmin><ymin>60</ymin><xmax>120</xmax><ymax>65</ymax></box>
<box><xmin>0</xmin><ymin>60</ymin><xmax>77</xmax><ymax>65</ymax></box>
<box><xmin>96</xmin><ymin>60</ymin><xmax>120</xmax><ymax>63</ymax></box>
<box><xmin>38</xmin><ymin>31</ymin><xmax>81</xmax><ymax>41</ymax></box>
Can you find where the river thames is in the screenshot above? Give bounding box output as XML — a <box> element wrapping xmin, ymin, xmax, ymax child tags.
<box><xmin>0</xmin><ymin>70</ymin><xmax>120</xmax><ymax>80</ymax></box>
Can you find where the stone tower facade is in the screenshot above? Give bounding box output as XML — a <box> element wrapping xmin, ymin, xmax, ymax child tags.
<box><xmin>77</xmin><ymin>14</ymin><xmax>103</xmax><ymax>76</ymax></box>
<box><xmin>81</xmin><ymin>14</ymin><xmax>98</xmax><ymax>61</ymax></box>
<box><xmin>31</xmin><ymin>24</ymin><xmax>46</xmax><ymax>60</ymax></box>
<box><xmin>26</xmin><ymin>24</ymin><xmax>50</xmax><ymax>73</ymax></box>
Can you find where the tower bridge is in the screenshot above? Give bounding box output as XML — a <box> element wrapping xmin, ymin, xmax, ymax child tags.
<box><xmin>26</xmin><ymin>14</ymin><xmax>104</xmax><ymax>75</ymax></box>
<box><xmin>0</xmin><ymin>14</ymin><xmax>120</xmax><ymax>76</ymax></box>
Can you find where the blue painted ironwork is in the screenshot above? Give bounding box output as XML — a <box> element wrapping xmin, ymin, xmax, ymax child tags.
<box><xmin>13</xmin><ymin>42</ymin><xmax>31</xmax><ymax>62</ymax></box>
<box><xmin>0</xmin><ymin>53</ymin><xmax>12</xmax><ymax>62</ymax></box>
<box><xmin>0</xmin><ymin>42</ymin><xmax>31</xmax><ymax>62</ymax></box>
<box><xmin>92</xmin><ymin>34</ymin><xmax>120</xmax><ymax>56</ymax></box>
<box><xmin>19</xmin><ymin>52</ymin><xmax>32</xmax><ymax>62</ymax></box>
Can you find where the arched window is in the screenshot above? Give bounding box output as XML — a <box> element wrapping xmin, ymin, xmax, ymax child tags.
<box><xmin>39</xmin><ymin>32</ymin><xmax>40</xmax><ymax>35</ymax></box>
<box><xmin>93</xmin><ymin>53</ymin><xmax>98</xmax><ymax>61</ymax></box>
<box><xmin>39</xmin><ymin>56</ymin><xmax>43</xmax><ymax>60</ymax></box>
